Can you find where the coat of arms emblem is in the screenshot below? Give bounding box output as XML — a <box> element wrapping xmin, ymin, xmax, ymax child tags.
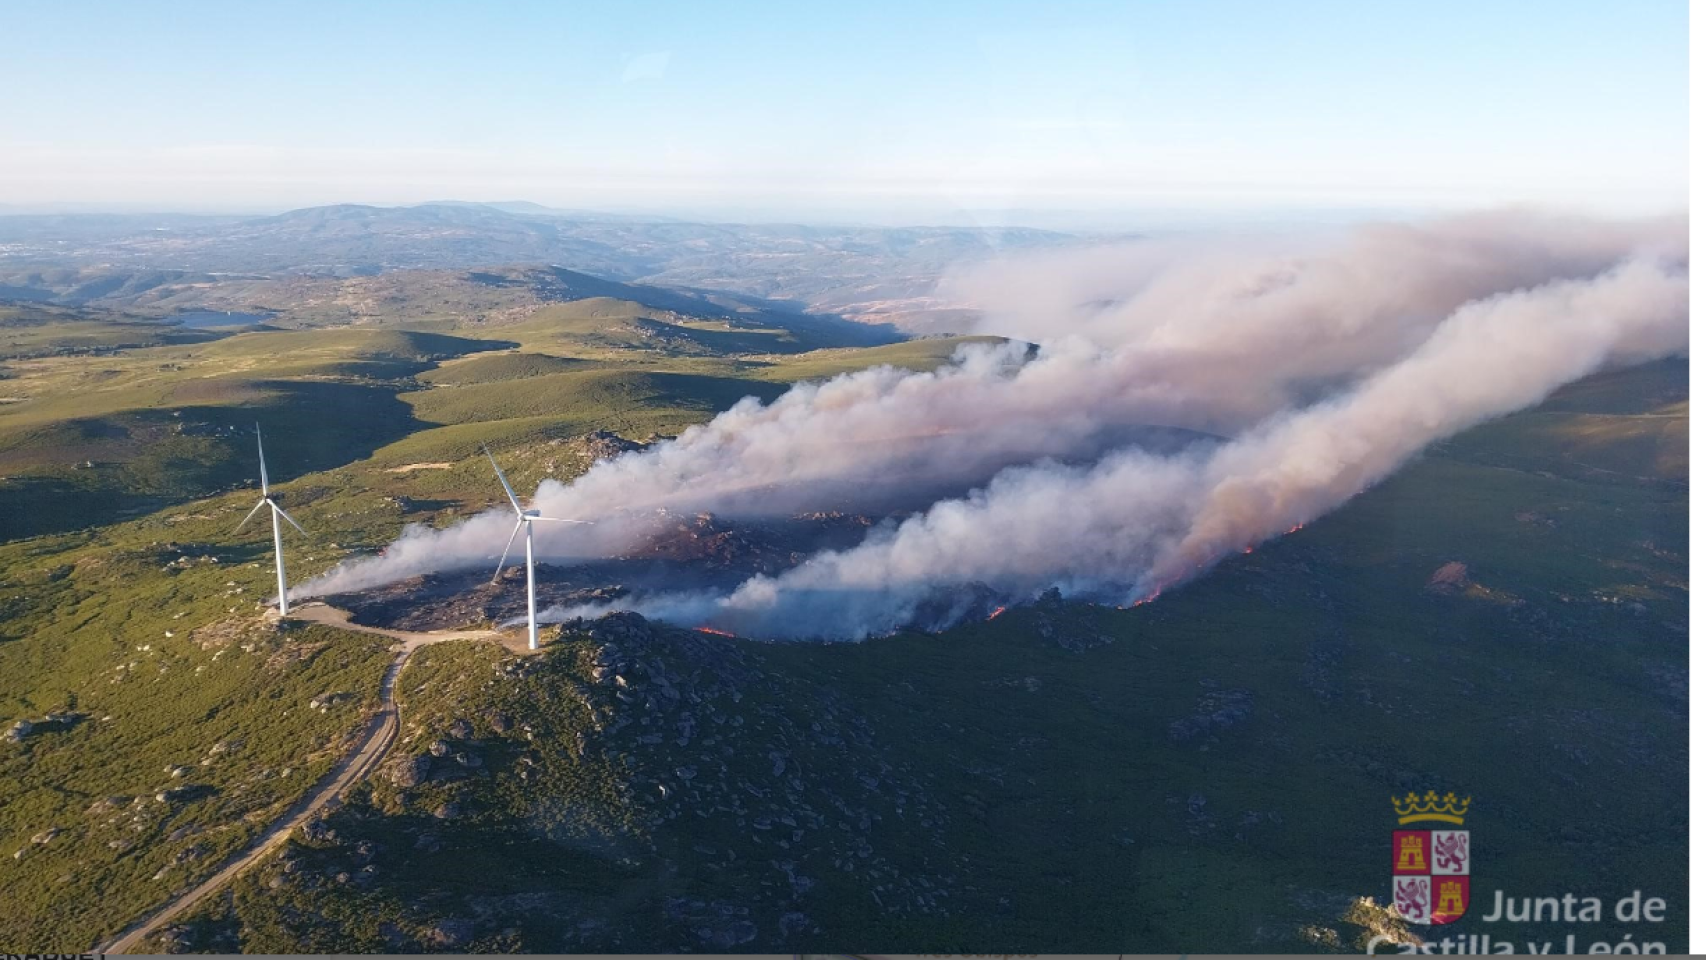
<box><xmin>1391</xmin><ymin>790</ymin><xmax>1471</xmax><ymax>924</ymax></box>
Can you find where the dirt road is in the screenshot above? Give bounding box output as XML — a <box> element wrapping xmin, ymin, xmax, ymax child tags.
<box><xmin>290</xmin><ymin>601</ymin><xmax>521</xmax><ymax>652</ymax></box>
<box><xmin>99</xmin><ymin>604</ymin><xmax>512</xmax><ymax>954</ymax></box>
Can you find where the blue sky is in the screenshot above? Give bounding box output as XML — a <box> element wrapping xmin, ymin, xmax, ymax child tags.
<box><xmin>0</xmin><ymin>0</ymin><xmax>1687</xmax><ymax>224</ymax></box>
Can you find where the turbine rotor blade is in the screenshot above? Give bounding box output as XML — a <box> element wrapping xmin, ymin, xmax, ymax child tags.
<box><xmin>482</xmin><ymin>444</ymin><xmax>525</xmax><ymax>516</ymax></box>
<box><xmin>529</xmin><ymin>516</ymin><xmax>592</xmax><ymax>524</ymax></box>
<box><xmin>272</xmin><ymin>503</ymin><xmax>307</xmax><ymax>536</ymax></box>
<box><xmin>255</xmin><ymin>423</ymin><xmax>270</xmax><ymax>495</ymax></box>
<box><xmin>236</xmin><ymin>498</ymin><xmax>268</xmax><ymax>533</ymax></box>
<box><xmin>493</xmin><ymin>520</ymin><xmax>524</xmax><ymax>583</ymax></box>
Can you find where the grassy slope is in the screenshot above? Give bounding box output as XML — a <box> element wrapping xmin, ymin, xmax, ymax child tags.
<box><xmin>416</xmin><ymin>352</ymin><xmax>591</xmax><ymax>385</ymax></box>
<box><xmin>0</xmin><ymin>299</ymin><xmax>935</xmax><ymax>540</ymax></box>
<box><xmin>405</xmin><ymin>369</ymin><xmax>787</xmax><ymax>432</ymax></box>
<box><xmin>0</xmin><ymin>295</ymin><xmax>1684</xmax><ymax>952</ymax></box>
<box><xmin>150</xmin><ymin>361</ymin><xmax>1687</xmax><ymax>954</ymax></box>
<box><xmin>0</xmin><ymin>539</ymin><xmax>394</xmax><ymax>946</ymax></box>
<box><xmin>0</xmin><ymin>301</ymin><xmax>983</xmax><ymax>949</ymax></box>
<box><xmin>743</xmin><ymin>335</ymin><xmax>1006</xmax><ymax>382</ymax></box>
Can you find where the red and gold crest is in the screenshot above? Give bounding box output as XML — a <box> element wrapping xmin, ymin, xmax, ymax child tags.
<box><xmin>1390</xmin><ymin>791</ymin><xmax>1471</xmax><ymax>924</ymax></box>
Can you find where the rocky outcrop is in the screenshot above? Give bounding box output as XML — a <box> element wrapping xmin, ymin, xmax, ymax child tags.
<box><xmin>387</xmin><ymin>753</ymin><xmax>433</xmax><ymax>788</ymax></box>
<box><xmin>1168</xmin><ymin>682</ymin><xmax>1254</xmax><ymax>743</ymax></box>
<box><xmin>562</xmin><ymin>612</ymin><xmax>957</xmax><ymax>932</ymax></box>
<box><xmin>568</xmin><ymin>430</ymin><xmax>645</xmax><ymax>463</ymax></box>
<box><xmin>1426</xmin><ymin>561</ymin><xmax>1470</xmax><ymax>594</ymax></box>
<box><xmin>4</xmin><ymin>710</ymin><xmax>87</xmax><ymax>743</ymax></box>
<box><xmin>155</xmin><ymin>784</ymin><xmax>216</xmax><ymax>804</ymax></box>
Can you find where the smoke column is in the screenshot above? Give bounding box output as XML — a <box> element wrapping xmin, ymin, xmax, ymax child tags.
<box><xmin>699</xmin><ymin>256</ymin><xmax>1687</xmax><ymax>637</ymax></box>
<box><xmin>297</xmin><ymin>212</ymin><xmax>1687</xmax><ymax>639</ymax></box>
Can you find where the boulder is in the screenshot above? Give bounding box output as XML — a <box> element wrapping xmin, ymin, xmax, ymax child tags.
<box><xmin>299</xmin><ymin>818</ymin><xmax>337</xmax><ymax>845</ymax></box>
<box><xmin>155</xmin><ymin>784</ymin><xmax>215</xmax><ymax>804</ymax></box>
<box><xmin>390</xmin><ymin>754</ymin><xmax>433</xmax><ymax>788</ymax></box>
<box><xmin>309</xmin><ymin>691</ymin><xmax>355</xmax><ymax>710</ymax></box>
<box><xmin>424</xmin><ymin>918</ymin><xmax>476</xmax><ymax>949</ymax></box>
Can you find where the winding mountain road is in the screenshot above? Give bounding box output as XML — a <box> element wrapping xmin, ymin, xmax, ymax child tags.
<box><xmin>99</xmin><ymin>604</ymin><xmax>510</xmax><ymax>954</ymax></box>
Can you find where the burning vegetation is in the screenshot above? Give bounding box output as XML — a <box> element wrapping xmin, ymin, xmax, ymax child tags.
<box><xmin>297</xmin><ymin>213</ymin><xmax>1686</xmax><ymax>641</ymax></box>
<box><xmin>326</xmin><ymin>510</ymin><xmax>878</xmax><ymax>634</ymax></box>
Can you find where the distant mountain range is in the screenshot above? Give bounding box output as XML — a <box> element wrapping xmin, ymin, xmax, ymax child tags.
<box><xmin>0</xmin><ymin>202</ymin><xmax>1094</xmax><ymax>329</ymax></box>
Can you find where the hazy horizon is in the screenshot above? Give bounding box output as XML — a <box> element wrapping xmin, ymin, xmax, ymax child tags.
<box><xmin>0</xmin><ymin>195</ymin><xmax>1467</xmax><ymax>233</ymax></box>
<box><xmin>1</xmin><ymin>1</ymin><xmax>1685</xmax><ymax>224</ymax></box>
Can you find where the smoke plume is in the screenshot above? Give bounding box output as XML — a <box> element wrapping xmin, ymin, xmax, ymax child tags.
<box><xmin>298</xmin><ymin>212</ymin><xmax>1688</xmax><ymax>639</ymax></box>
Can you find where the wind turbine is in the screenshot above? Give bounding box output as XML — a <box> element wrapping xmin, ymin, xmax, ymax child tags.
<box><xmin>485</xmin><ymin>445</ymin><xmax>590</xmax><ymax>650</ymax></box>
<box><xmin>237</xmin><ymin>424</ymin><xmax>306</xmax><ymax>616</ymax></box>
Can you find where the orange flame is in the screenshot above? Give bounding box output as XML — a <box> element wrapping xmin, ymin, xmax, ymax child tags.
<box><xmin>1122</xmin><ymin>579</ymin><xmax>1172</xmax><ymax>609</ymax></box>
<box><xmin>695</xmin><ymin>625</ymin><xmax>736</xmax><ymax>637</ymax></box>
<box><xmin>1286</xmin><ymin>522</ymin><xmax>1305</xmax><ymax>534</ymax></box>
<box><xmin>986</xmin><ymin>606</ymin><xmax>1007</xmax><ymax>620</ymax></box>
<box><xmin>1242</xmin><ymin>546</ymin><xmax>1255</xmax><ymax>554</ymax></box>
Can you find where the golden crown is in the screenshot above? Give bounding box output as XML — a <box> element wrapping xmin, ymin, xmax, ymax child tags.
<box><xmin>1392</xmin><ymin>790</ymin><xmax>1471</xmax><ymax>825</ymax></box>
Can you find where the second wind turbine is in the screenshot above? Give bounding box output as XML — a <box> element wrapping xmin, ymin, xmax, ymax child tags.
<box><xmin>238</xmin><ymin>424</ymin><xmax>306</xmax><ymax>616</ymax></box>
<box><xmin>485</xmin><ymin>445</ymin><xmax>590</xmax><ymax>650</ymax></box>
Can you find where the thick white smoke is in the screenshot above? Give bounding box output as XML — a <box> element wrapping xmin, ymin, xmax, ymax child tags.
<box><xmin>698</xmin><ymin>256</ymin><xmax>1687</xmax><ymax>637</ymax></box>
<box><xmin>298</xmin><ymin>212</ymin><xmax>1687</xmax><ymax>639</ymax></box>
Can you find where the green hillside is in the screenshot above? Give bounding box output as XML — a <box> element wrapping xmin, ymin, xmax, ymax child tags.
<box><xmin>0</xmin><ymin>266</ymin><xmax>1686</xmax><ymax>954</ymax></box>
<box><xmin>417</xmin><ymin>352</ymin><xmax>591</xmax><ymax>385</ymax></box>
<box><xmin>0</xmin><ymin>305</ymin><xmax>966</xmax><ymax>949</ymax></box>
<box><xmin>0</xmin><ymin>292</ymin><xmax>910</xmax><ymax>541</ymax></box>
<box><xmin>0</xmin><ymin>304</ymin><xmax>223</xmax><ymax>360</ymax></box>
<box><xmin>406</xmin><ymin>369</ymin><xmax>785</xmax><ymax>430</ymax></box>
<box><xmin>141</xmin><ymin>358</ymin><xmax>1685</xmax><ymax>953</ymax></box>
<box><xmin>0</xmin><ymin>318</ymin><xmax>1681</xmax><ymax>951</ymax></box>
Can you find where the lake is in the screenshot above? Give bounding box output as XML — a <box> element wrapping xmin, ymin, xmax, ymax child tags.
<box><xmin>170</xmin><ymin>310</ymin><xmax>273</xmax><ymax>328</ymax></box>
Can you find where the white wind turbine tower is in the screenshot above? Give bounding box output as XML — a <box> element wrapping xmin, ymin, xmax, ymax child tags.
<box><xmin>237</xmin><ymin>424</ymin><xmax>306</xmax><ymax>616</ymax></box>
<box><xmin>485</xmin><ymin>445</ymin><xmax>590</xmax><ymax>650</ymax></box>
